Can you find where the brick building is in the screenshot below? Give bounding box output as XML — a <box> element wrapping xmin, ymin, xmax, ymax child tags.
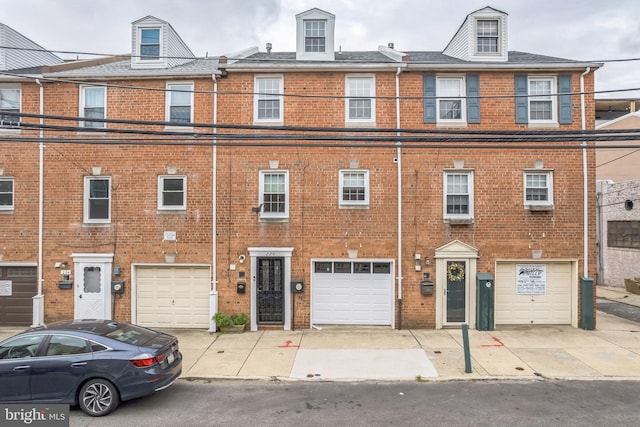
<box><xmin>0</xmin><ymin>7</ymin><xmax>599</xmax><ymax>330</ymax></box>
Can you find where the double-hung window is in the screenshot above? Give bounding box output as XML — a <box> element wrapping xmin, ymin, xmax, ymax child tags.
<box><xmin>140</xmin><ymin>28</ymin><xmax>160</xmax><ymax>60</ymax></box>
<box><xmin>158</xmin><ymin>176</ymin><xmax>186</xmax><ymax>210</ymax></box>
<box><xmin>339</xmin><ymin>170</ymin><xmax>369</xmax><ymax>207</ymax></box>
<box><xmin>444</xmin><ymin>171</ymin><xmax>474</xmax><ymax>222</ymax></box>
<box><xmin>259</xmin><ymin>171</ymin><xmax>288</xmax><ymax>220</ymax></box>
<box><xmin>166</xmin><ymin>83</ymin><xmax>194</xmax><ymax>126</ymax></box>
<box><xmin>254</xmin><ymin>76</ymin><xmax>283</xmax><ymax>122</ymax></box>
<box><xmin>524</xmin><ymin>171</ymin><xmax>553</xmax><ymax>210</ymax></box>
<box><xmin>476</xmin><ymin>19</ymin><xmax>499</xmax><ymax>54</ymax></box>
<box><xmin>80</xmin><ymin>86</ymin><xmax>106</xmax><ymax>128</ymax></box>
<box><xmin>516</xmin><ymin>75</ymin><xmax>571</xmax><ymax>125</ymax></box>
<box><xmin>84</xmin><ymin>176</ymin><xmax>111</xmax><ymax>223</ymax></box>
<box><xmin>437</xmin><ymin>77</ymin><xmax>465</xmax><ymax>123</ymax></box>
<box><xmin>0</xmin><ymin>85</ymin><xmax>21</xmax><ymax>128</ymax></box>
<box><xmin>0</xmin><ymin>177</ymin><xmax>14</xmax><ymax>211</ymax></box>
<box><xmin>304</xmin><ymin>20</ymin><xmax>326</xmax><ymax>52</ymax></box>
<box><xmin>528</xmin><ymin>77</ymin><xmax>556</xmax><ymax>123</ymax></box>
<box><xmin>346</xmin><ymin>76</ymin><xmax>375</xmax><ymax>124</ymax></box>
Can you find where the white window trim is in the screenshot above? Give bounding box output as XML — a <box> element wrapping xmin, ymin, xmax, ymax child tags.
<box><xmin>157</xmin><ymin>175</ymin><xmax>187</xmax><ymax>211</ymax></box>
<box><xmin>133</xmin><ymin>25</ymin><xmax>164</xmax><ymax>67</ymax></box>
<box><xmin>84</xmin><ymin>176</ymin><xmax>111</xmax><ymax>224</ymax></box>
<box><xmin>339</xmin><ymin>169</ymin><xmax>370</xmax><ymax>208</ymax></box>
<box><xmin>524</xmin><ymin>170</ymin><xmax>554</xmax><ymax>210</ymax></box>
<box><xmin>259</xmin><ymin>170</ymin><xmax>289</xmax><ymax>220</ymax></box>
<box><xmin>443</xmin><ymin>170</ymin><xmax>474</xmax><ymax>223</ymax></box>
<box><xmin>0</xmin><ymin>176</ymin><xmax>14</xmax><ymax>211</ymax></box>
<box><xmin>345</xmin><ymin>75</ymin><xmax>376</xmax><ymax>125</ymax></box>
<box><xmin>165</xmin><ymin>82</ymin><xmax>194</xmax><ymax>131</ymax></box>
<box><xmin>474</xmin><ymin>17</ymin><xmax>502</xmax><ymax>56</ymax></box>
<box><xmin>304</xmin><ymin>20</ymin><xmax>326</xmax><ymax>53</ymax></box>
<box><xmin>436</xmin><ymin>76</ymin><xmax>466</xmax><ymax>124</ymax></box>
<box><xmin>253</xmin><ymin>75</ymin><xmax>284</xmax><ymax>124</ymax></box>
<box><xmin>0</xmin><ymin>84</ymin><xmax>22</xmax><ymax>132</ymax></box>
<box><xmin>79</xmin><ymin>85</ymin><xmax>106</xmax><ymax>129</ymax></box>
<box><xmin>528</xmin><ymin>76</ymin><xmax>557</xmax><ymax>124</ymax></box>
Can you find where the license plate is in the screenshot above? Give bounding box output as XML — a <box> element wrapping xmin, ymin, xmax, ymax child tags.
<box><xmin>167</xmin><ymin>352</ymin><xmax>175</xmax><ymax>364</ymax></box>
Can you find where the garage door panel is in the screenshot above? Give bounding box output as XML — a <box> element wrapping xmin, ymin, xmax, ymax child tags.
<box><xmin>495</xmin><ymin>262</ymin><xmax>572</xmax><ymax>325</ymax></box>
<box><xmin>312</xmin><ymin>261</ymin><xmax>393</xmax><ymax>325</ymax></box>
<box><xmin>136</xmin><ymin>267</ymin><xmax>210</xmax><ymax>328</ymax></box>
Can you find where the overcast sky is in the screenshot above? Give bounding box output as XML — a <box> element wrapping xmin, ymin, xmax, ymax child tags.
<box><xmin>2</xmin><ymin>0</ymin><xmax>639</xmax><ymax>99</ymax></box>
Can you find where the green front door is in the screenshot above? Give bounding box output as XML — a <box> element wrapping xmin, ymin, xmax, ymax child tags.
<box><xmin>445</xmin><ymin>261</ymin><xmax>466</xmax><ymax>323</ymax></box>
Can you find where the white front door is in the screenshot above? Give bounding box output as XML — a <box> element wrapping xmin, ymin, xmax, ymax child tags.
<box><xmin>73</xmin><ymin>254</ymin><xmax>113</xmax><ymax>320</ymax></box>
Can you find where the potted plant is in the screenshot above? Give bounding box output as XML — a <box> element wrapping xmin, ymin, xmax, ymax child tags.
<box><xmin>214</xmin><ymin>312</ymin><xmax>248</xmax><ymax>333</ymax></box>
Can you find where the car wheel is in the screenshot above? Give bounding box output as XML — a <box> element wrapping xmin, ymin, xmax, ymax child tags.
<box><xmin>78</xmin><ymin>378</ymin><xmax>120</xmax><ymax>417</ymax></box>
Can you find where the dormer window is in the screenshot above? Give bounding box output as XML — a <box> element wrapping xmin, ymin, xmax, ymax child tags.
<box><xmin>476</xmin><ymin>19</ymin><xmax>499</xmax><ymax>54</ymax></box>
<box><xmin>295</xmin><ymin>8</ymin><xmax>335</xmax><ymax>61</ymax></box>
<box><xmin>304</xmin><ymin>20</ymin><xmax>326</xmax><ymax>53</ymax></box>
<box><xmin>140</xmin><ymin>28</ymin><xmax>160</xmax><ymax>60</ymax></box>
<box><xmin>443</xmin><ymin>7</ymin><xmax>507</xmax><ymax>62</ymax></box>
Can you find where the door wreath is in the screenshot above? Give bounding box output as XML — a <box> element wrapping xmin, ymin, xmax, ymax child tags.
<box><xmin>447</xmin><ymin>263</ymin><xmax>465</xmax><ymax>282</ymax></box>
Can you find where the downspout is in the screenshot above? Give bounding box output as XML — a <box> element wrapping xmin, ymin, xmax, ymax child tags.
<box><xmin>34</xmin><ymin>79</ymin><xmax>44</xmax><ymax>326</ymax></box>
<box><xmin>209</xmin><ymin>73</ymin><xmax>219</xmax><ymax>332</ymax></box>
<box><xmin>580</xmin><ymin>67</ymin><xmax>590</xmax><ymax>278</ymax></box>
<box><xmin>395</xmin><ymin>67</ymin><xmax>403</xmax><ymax>329</ymax></box>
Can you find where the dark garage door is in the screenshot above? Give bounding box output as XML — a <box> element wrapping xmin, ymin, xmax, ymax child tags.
<box><xmin>0</xmin><ymin>266</ymin><xmax>37</xmax><ymax>326</ymax></box>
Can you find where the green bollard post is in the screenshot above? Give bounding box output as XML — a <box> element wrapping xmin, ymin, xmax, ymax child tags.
<box><xmin>462</xmin><ymin>323</ymin><xmax>472</xmax><ymax>373</ymax></box>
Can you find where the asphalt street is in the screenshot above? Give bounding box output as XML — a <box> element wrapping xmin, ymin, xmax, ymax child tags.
<box><xmin>68</xmin><ymin>379</ymin><xmax>640</xmax><ymax>427</ymax></box>
<box><xmin>596</xmin><ymin>298</ymin><xmax>640</xmax><ymax>324</ymax></box>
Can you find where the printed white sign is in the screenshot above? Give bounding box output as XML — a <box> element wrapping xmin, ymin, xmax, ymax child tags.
<box><xmin>0</xmin><ymin>280</ymin><xmax>12</xmax><ymax>296</ymax></box>
<box><xmin>516</xmin><ymin>264</ymin><xmax>546</xmax><ymax>294</ymax></box>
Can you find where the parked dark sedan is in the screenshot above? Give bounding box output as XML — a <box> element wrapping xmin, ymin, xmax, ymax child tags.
<box><xmin>0</xmin><ymin>319</ymin><xmax>182</xmax><ymax>416</ymax></box>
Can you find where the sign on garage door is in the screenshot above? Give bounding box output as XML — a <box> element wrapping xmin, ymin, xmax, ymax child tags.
<box><xmin>312</xmin><ymin>260</ymin><xmax>394</xmax><ymax>325</ymax></box>
<box><xmin>136</xmin><ymin>266</ymin><xmax>210</xmax><ymax>328</ymax></box>
<box><xmin>495</xmin><ymin>262</ymin><xmax>573</xmax><ymax>325</ymax></box>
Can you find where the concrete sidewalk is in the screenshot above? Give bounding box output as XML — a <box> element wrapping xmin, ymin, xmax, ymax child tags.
<box><xmin>169</xmin><ymin>285</ymin><xmax>640</xmax><ymax>382</ymax></box>
<box><xmin>1</xmin><ymin>285</ymin><xmax>639</xmax><ymax>382</ymax></box>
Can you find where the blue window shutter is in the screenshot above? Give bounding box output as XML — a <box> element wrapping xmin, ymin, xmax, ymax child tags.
<box><xmin>423</xmin><ymin>74</ymin><xmax>436</xmax><ymax>123</ymax></box>
<box><xmin>466</xmin><ymin>74</ymin><xmax>480</xmax><ymax>124</ymax></box>
<box><xmin>559</xmin><ymin>74</ymin><xmax>572</xmax><ymax>124</ymax></box>
<box><xmin>515</xmin><ymin>74</ymin><xmax>528</xmax><ymax>124</ymax></box>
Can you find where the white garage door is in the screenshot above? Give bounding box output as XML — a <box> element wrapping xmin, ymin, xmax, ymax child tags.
<box><xmin>312</xmin><ymin>261</ymin><xmax>394</xmax><ymax>325</ymax></box>
<box><xmin>495</xmin><ymin>262</ymin><xmax>573</xmax><ymax>325</ymax></box>
<box><xmin>136</xmin><ymin>266</ymin><xmax>210</xmax><ymax>328</ymax></box>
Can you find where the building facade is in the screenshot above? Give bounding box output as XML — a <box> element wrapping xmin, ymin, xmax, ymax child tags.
<box><xmin>0</xmin><ymin>7</ymin><xmax>599</xmax><ymax>330</ymax></box>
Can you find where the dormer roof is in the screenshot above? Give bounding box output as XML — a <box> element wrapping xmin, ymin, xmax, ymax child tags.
<box><xmin>0</xmin><ymin>22</ymin><xmax>62</xmax><ymax>71</ymax></box>
<box><xmin>131</xmin><ymin>15</ymin><xmax>195</xmax><ymax>69</ymax></box>
<box><xmin>295</xmin><ymin>8</ymin><xmax>335</xmax><ymax>61</ymax></box>
<box><xmin>443</xmin><ymin>6</ymin><xmax>508</xmax><ymax>62</ymax></box>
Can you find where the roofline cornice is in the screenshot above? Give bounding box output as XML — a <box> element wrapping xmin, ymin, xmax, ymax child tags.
<box><xmin>221</xmin><ymin>61</ymin><xmax>602</xmax><ymax>73</ymax></box>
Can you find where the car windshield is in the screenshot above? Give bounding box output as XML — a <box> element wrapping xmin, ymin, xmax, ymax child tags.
<box><xmin>104</xmin><ymin>323</ymin><xmax>159</xmax><ymax>345</ymax></box>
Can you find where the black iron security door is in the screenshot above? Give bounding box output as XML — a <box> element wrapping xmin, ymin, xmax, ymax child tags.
<box><xmin>257</xmin><ymin>257</ymin><xmax>284</xmax><ymax>324</ymax></box>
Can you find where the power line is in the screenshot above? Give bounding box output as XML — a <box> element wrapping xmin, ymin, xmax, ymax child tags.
<box><xmin>5</xmin><ymin>110</ymin><xmax>640</xmax><ymax>139</ymax></box>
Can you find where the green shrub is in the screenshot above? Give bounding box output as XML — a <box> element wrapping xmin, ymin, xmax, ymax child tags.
<box><xmin>213</xmin><ymin>312</ymin><xmax>248</xmax><ymax>327</ymax></box>
<box><xmin>231</xmin><ymin>313</ymin><xmax>248</xmax><ymax>325</ymax></box>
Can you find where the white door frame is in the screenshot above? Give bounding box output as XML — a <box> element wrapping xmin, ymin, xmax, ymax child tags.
<box><xmin>434</xmin><ymin>241</ymin><xmax>478</xmax><ymax>329</ymax></box>
<box><xmin>72</xmin><ymin>253</ymin><xmax>114</xmax><ymax>320</ymax></box>
<box><xmin>248</xmin><ymin>247</ymin><xmax>294</xmax><ymax>332</ymax></box>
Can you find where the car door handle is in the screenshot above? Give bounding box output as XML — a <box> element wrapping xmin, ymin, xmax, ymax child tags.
<box><xmin>13</xmin><ymin>365</ymin><xmax>31</xmax><ymax>371</ymax></box>
<box><xmin>71</xmin><ymin>362</ymin><xmax>88</xmax><ymax>367</ymax></box>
